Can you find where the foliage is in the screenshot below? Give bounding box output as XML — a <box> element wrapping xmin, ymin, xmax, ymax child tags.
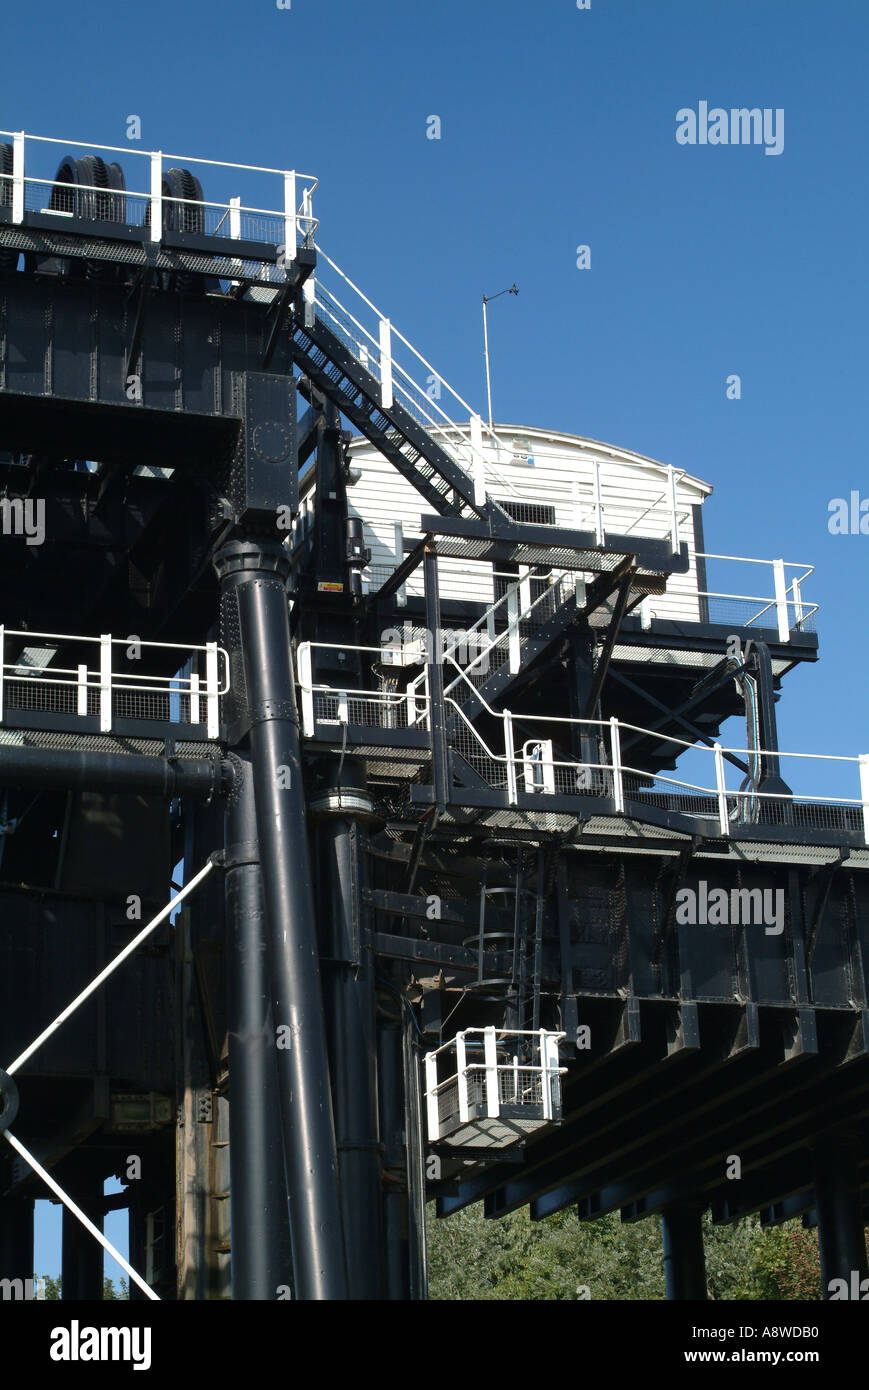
<box><xmin>427</xmin><ymin>1202</ymin><xmax>837</xmax><ymax>1301</ymax></box>
<box><xmin>39</xmin><ymin>1275</ymin><xmax>129</xmax><ymax>1300</ymax></box>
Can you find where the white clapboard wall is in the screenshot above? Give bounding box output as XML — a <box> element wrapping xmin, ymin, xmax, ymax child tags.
<box><xmin>297</xmin><ymin>425</ymin><xmax>712</xmax><ymax>622</ymax></box>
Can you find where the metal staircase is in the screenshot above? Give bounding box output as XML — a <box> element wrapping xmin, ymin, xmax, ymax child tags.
<box><xmin>290</xmin><ymin>310</ymin><xmax>502</xmax><ymax>521</ymax></box>
<box><xmin>405</xmin><ymin>567</ymin><xmax>591</xmax><ymax>736</ymax></box>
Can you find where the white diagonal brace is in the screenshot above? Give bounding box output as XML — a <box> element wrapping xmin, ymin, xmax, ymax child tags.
<box><xmin>2</xmin><ymin>1129</ymin><xmax>159</xmax><ymax>1301</ymax></box>
<box><xmin>5</xmin><ymin>857</ymin><xmax>216</xmax><ymax>1077</ymax></box>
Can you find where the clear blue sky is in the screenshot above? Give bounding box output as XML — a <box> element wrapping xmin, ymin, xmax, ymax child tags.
<box><xmin>4</xmin><ymin>0</ymin><xmax>867</xmax><ymax>1277</ymax></box>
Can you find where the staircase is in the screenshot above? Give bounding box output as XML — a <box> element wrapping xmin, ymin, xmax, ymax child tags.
<box><xmin>290</xmin><ymin>311</ymin><xmax>504</xmax><ymax>522</ymax></box>
<box><xmin>407</xmin><ymin>567</ymin><xmax>586</xmax><ymax>731</ymax></box>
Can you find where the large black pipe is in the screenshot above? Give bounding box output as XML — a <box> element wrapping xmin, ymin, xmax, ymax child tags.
<box><xmin>224</xmin><ymin>753</ymin><xmax>293</xmax><ymax>1299</ymax></box>
<box><xmin>815</xmin><ymin>1137</ymin><xmax>868</xmax><ymax>1297</ymax></box>
<box><xmin>661</xmin><ymin>1200</ymin><xmax>707</xmax><ymax>1300</ymax></box>
<box><xmin>215</xmin><ymin>538</ymin><xmax>346</xmax><ymax>1300</ymax></box>
<box><xmin>313</xmin><ymin>763</ymin><xmax>382</xmax><ymax>1299</ymax></box>
<box><xmin>0</xmin><ymin>746</ymin><xmax>230</xmax><ymax>798</ymax></box>
<box><xmin>378</xmin><ymin>1013</ymin><xmax>411</xmax><ymax>1300</ymax></box>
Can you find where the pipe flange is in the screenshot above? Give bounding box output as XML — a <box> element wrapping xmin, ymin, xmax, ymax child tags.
<box><xmin>308</xmin><ymin>789</ymin><xmax>377</xmax><ymax>820</ymax></box>
<box><xmin>0</xmin><ymin>1068</ymin><xmax>19</xmax><ymax>1132</ymax></box>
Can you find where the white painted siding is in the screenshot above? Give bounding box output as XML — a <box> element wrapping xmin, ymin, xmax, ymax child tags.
<box><xmin>304</xmin><ymin>426</ymin><xmax>712</xmax><ymax>622</ymax></box>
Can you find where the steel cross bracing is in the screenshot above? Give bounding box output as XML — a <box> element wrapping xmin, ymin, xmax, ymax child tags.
<box><xmin>0</xmin><ymin>859</ymin><xmax>217</xmax><ymax>1301</ymax></box>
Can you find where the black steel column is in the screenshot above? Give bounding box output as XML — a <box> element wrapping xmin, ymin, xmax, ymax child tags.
<box><xmin>0</xmin><ymin>1195</ymin><xmax>33</xmax><ymax>1285</ymax></box>
<box><xmin>661</xmin><ymin>1200</ymin><xmax>707</xmax><ymax>1300</ymax></box>
<box><xmin>216</xmin><ymin>538</ymin><xmax>346</xmax><ymax>1300</ymax></box>
<box><xmin>313</xmin><ymin>762</ymin><xmax>382</xmax><ymax>1298</ymax></box>
<box><xmin>378</xmin><ymin>1012</ymin><xmax>411</xmax><ymax>1300</ymax></box>
<box><xmin>815</xmin><ymin>1137</ymin><xmax>868</xmax><ymax>1297</ymax></box>
<box><xmin>60</xmin><ymin>1163</ymin><xmax>104</xmax><ymax>1300</ymax></box>
<box><xmin>423</xmin><ymin>548</ymin><xmax>449</xmax><ymax>809</ymax></box>
<box><xmin>224</xmin><ymin>753</ymin><xmax>292</xmax><ymax>1299</ymax></box>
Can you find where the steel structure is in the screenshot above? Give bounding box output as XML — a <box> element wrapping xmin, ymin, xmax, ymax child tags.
<box><xmin>0</xmin><ymin>130</ymin><xmax>867</xmax><ymax>1302</ymax></box>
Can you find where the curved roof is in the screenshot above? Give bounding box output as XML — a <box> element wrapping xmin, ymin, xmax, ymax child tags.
<box><xmin>351</xmin><ymin>422</ymin><xmax>713</xmax><ymax>497</ymax></box>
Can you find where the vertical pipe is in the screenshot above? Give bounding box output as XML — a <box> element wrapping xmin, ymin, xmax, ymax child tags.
<box><xmin>215</xmin><ymin>538</ymin><xmax>346</xmax><ymax>1301</ymax></box>
<box><xmin>814</xmin><ymin>1137</ymin><xmax>868</xmax><ymax>1297</ymax></box>
<box><xmin>661</xmin><ymin>1200</ymin><xmax>707</xmax><ymax>1300</ymax></box>
<box><xmin>313</xmin><ymin>767</ymin><xmax>383</xmax><ymax>1299</ymax></box>
<box><xmin>402</xmin><ymin>1010</ymin><xmax>429</xmax><ymax>1300</ymax></box>
<box><xmin>378</xmin><ymin>1014</ymin><xmax>411</xmax><ymax>1300</ymax></box>
<box><xmin>224</xmin><ymin>752</ymin><xmax>292</xmax><ymax>1300</ymax></box>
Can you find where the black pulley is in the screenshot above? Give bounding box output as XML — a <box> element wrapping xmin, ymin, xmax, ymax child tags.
<box><xmin>0</xmin><ymin>1067</ymin><xmax>19</xmax><ymax>1132</ymax></box>
<box><xmin>50</xmin><ymin>154</ymin><xmax>126</xmax><ymax>224</ymax></box>
<box><xmin>145</xmin><ymin>166</ymin><xmax>216</xmax><ymax>292</ymax></box>
<box><xmin>36</xmin><ymin>154</ymin><xmax>127</xmax><ymax>280</ymax></box>
<box><xmin>160</xmin><ymin>166</ymin><xmax>206</xmax><ymax>234</ymax></box>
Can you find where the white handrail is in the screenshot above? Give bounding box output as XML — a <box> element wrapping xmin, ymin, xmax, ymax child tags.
<box><xmin>0</xmin><ymin>626</ymin><xmax>228</xmax><ymax>734</ymax></box>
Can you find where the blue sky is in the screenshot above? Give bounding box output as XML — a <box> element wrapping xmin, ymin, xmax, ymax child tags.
<box><xmin>4</xmin><ymin>0</ymin><xmax>867</xmax><ymax>1278</ymax></box>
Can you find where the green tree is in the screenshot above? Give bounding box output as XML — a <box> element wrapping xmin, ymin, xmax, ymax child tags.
<box><xmin>427</xmin><ymin>1203</ymin><xmax>838</xmax><ymax>1301</ymax></box>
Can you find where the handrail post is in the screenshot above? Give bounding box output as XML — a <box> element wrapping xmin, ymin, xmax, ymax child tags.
<box><xmin>791</xmin><ymin>576</ymin><xmax>804</xmax><ymax>628</ymax></box>
<box><xmin>12</xmin><ymin>132</ymin><xmax>24</xmax><ymax>224</ymax></box>
<box><xmin>189</xmin><ymin>672</ymin><xmax>200</xmax><ymax>727</ymax></box>
<box><xmin>773</xmin><ymin>558</ymin><xmax>790</xmax><ymax>642</ymax></box>
<box><xmin>470</xmin><ymin>412</ymin><xmax>485</xmax><ymax>504</ymax></box>
<box><xmin>610</xmin><ymin>716</ymin><xmax>624</xmax><ymax>813</ymax></box>
<box><xmin>592</xmin><ymin>459</ymin><xmax>605</xmax><ymax>546</ymax></box>
<box><xmin>297</xmin><ymin>641</ymin><xmax>314</xmax><ymax>736</ymax></box>
<box><xmin>504</xmin><ymin>709</ymin><xmax>517</xmax><ymax>805</ymax></box>
<box><xmin>149</xmin><ymin>151</ymin><xmax>162</xmax><ymax>243</ymax></box>
<box><xmin>283</xmin><ymin>170</ymin><xmax>297</xmax><ymax>267</ymax></box>
<box><xmin>424</xmin><ymin>1052</ymin><xmax>440</xmax><ymax>1141</ymax></box>
<box><xmin>714</xmin><ymin>742</ymin><xmax>729</xmax><ymax>836</ymax></box>
<box><xmin>483</xmin><ymin>1027</ymin><xmax>499</xmax><ymax>1118</ymax></box>
<box><xmin>0</xmin><ymin>624</ymin><xmax>4</xmax><ymax>723</ymax></box>
<box><xmin>506</xmin><ymin>586</ymin><xmax>520</xmax><ymax>673</ymax></box>
<box><xmin>456</xmin><ymin>1032</ymin><xmax>470</xmax><ymax>1123</ymax></box>
<box><xmin>541</xmin><ymin>1029</ymin><xmax>555</xmax><ymax>1121</ymax></box>
<box><xmin>379</xmin><ymin>317</ymin><xmax>393</xmax><ymax>409</ymax></box>
<box><xmin>667</xmin><ymin>464</ymin><xmax>680</xmax><ymax>551</ymax></box>
<box><xmin>405</xmin><ymin>677</ymin><xmax>418</xmax><ymax>728</ymax></box>
<box><xmin>860</xmin><ymin>756</ymin><xmax>869</xmax><ymax>848</ymax></box>
<box><xmin>205</xmin><ymin>642</ymin><xmax>220</xmax><ymax>737</ymax></box>
<box><xmin>99</xmin><ymin>634</ymin><xmax>112</xmax><ymax>733</ymax></box>
<box><xmin>77</xmin><ymin>663</ymin><xmax>88</xmax><ymax>717</ymax></box>
<box><xmin>301</xmin><ymin>185</ymin><xmax>313</xmax><ymax>249</ymax></box>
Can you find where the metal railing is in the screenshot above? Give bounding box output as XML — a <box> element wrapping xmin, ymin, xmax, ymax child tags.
<box><xmin>296</xmin><ymin>642</ymin><xmax>431</xmax><ymax>737</ymax></box>
<box><xmin>312</xmin><ymin>245</ymin><xmax>691</xmax><ymax>539</ymax></box>
<box><xmin>295</xmin><ymin>641</ymin><xmax>868</xmax><ymax>843</ymax></box>
<box><xmin>694</xmin><ymin>555</ymin><xmax>818</xmax><ymax>639</ymax></box>
<box><xmin>0</xmin><ymin>130</ymin><xmax>318</xmax><ymax>272</ymax></box>
<box><xmin>401</xmin><ymin>567</ymin><xmax>579</xmax><ymax>711</ymax></box>
<box><xmin>424</xmin><ymin>1028</ymin><xmax>566</xmax><ymax>1142</ymax></box>
<box><xmin>0</xmin><ymin>627</ymin><xmax>228</xmax><ymax>736</ymax></box>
